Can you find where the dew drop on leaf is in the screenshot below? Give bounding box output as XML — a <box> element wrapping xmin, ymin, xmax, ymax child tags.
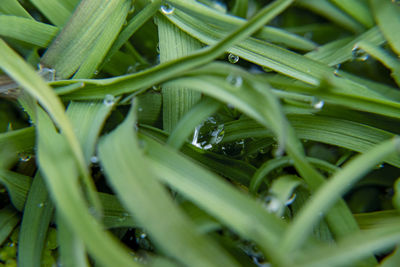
<box><xmin>103</xmin><ymin>94</ymin><xmax>115</xmax><ymax>106</ymax></box>
<box><xmin>226</xmin><ymin>74</ymin><xmax>243</xmax><ymax>88</ymax></box>
<box><xmin>311</xmin><ymin>98</ymin><xmax>324</xmax><ymax>110</ymax></box>
<box><xmin>228</xmin><ymin>53</ymin><xmax>239</xmax><ymax>64</ymax></box>
<box><xmin>351</xmin><ymin>45</ymin><xmax>369</xmax><ymax>61</ymax></box>
<box><xmin>160</xmin><ymin>4</ymin><xmax>174</xmax><ymax>15</ymax></box>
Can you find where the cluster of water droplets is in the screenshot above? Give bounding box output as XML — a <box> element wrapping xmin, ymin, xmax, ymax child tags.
<box><xmin>192</xmin><ymin>117</ymin><xmax>225</xmax><ymax>150</ymax></box>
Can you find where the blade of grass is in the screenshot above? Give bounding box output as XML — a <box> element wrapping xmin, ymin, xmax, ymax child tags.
<box><xmin>57</xmin><ymin>212</ymin><xmax>89</xmax><ymax>267</ymax></box>
<box><xmin>280</xmin><ymin>137</ymin><xmax>400</xmax><ymax>252</ymax></box>
<box><xmin>296</xmin><ymin>221</ymin><xmax>400</xmax><ymax>267</ymax></box>
<box><xmin>51</xmin><ymin>0</ymin><xmax>297</xmax><ymax>99</ymax></box>
<box><xmin>371</xmin><ymin>0</ymin><xmax>400</xmax><ymax>56</ymax></box>
<box><xmin>296</xmin><ymin>0</ymin><xmax>365</xmax><ymax>33</ymax></box>
<box><xmin>36</xmin><ymin>106</ymin><xmax>140</xmax><ymax>267</ymax></box>
<box><xmin>141</xmin><ymin>134</ymin><xmax>290</xmax><ymax>266</ymax></box>
<box><xmin>66</xmin><ymin>100</ymin><xmax>114</xmax><ymax>163</ymax></box>
<box><xmin>158</xmin><ymin>13</ymin><xmax>203</xmax><ymax>132</ymax></box>
<box><xmin>0</xmin><ymin>206</ymin><xmax>20</xmax><ymax>246</ymax></box>
<box><xmin>250</xmin><ymin>156</ymin><xmax>339</xmax><ymax>194</ymax></box>
<box><xmin>72</xmin><ymin>0</ymin><xmax>130</xmax><ymax>79</ymax></box>
<box><xmin>0</xmin><ymin>0</ymin><xmax>33</xmax><ymax>19</ymax></box>
<box><xmin>40</xmin><ymin>0</ymin><xmax>128</xmax><ymax>79</ymax></box>
<box><xmin>0</xmin><ymin>169</ymin><xmax>32</xmax><ymax>211</ymax></box>
<box><xmin>98</xmin><ymin>102</ymin><xmax>240</xmax><ymax>267</ymax></box>
<box><xmin>0</xmin><ymin>39</ymin><xmax>101</xmax><ymax>213</ymax></box>
<box><xmin>0</xmin><ymin>15</ymin><xmax>58</xmax><ymax>47</ymax></box>
<box><xmin>18</xmin><ymin>173</ymin><xmax>54</xmax><ymax>267</ymax></box>
<box><xmin>30</xmin><ymin>0</ymin><xmax>74</xmax><ymax>27</ymax></box>
<box><xmin>102</xmin><ymin>0</ymin><xmax>162</xmax><ymax>69</ymax></box>
<box><xmin>329</xmin><ymin>0</ymin><xmax>374</xmax><ymax>28</ymax></box>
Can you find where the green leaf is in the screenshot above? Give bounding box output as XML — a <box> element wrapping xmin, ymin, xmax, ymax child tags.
<box><xmin>0</xmin><ymin>15</ymin><xmax>58</xmax><ymax>47</ymax></box>
<box><xmin>280</xmin><ymin>137</ymin><xmax>400</xmax><ymax>252</ymax></box>
<box><xmin>36</xmin><ymin>106</ymin><xmax>139</xmax><ymax>267</ymax></box>
<box><xmin>98</xmin><ymin>102</ymin><xmax>240</xmax><ymax>267</ymax></box>
<box><xmin>371</xmin><ymin>0</ymin><xmax>400</xmax><ymax>56</ymax></box>
<box><xmin>18</xmin><ymin>173</ymin><xmax>54</xmax><ymax>267</ymax></box>
<box><xmin>0</xmin><ymin>206</ymin><xmax>20</xmax><ymax>246</ymax></box>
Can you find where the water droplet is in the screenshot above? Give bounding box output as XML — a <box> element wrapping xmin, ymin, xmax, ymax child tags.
<box><xmin>152</xmin><ymin>85</ymin><xmax>160</xmax><ymax>91</ymax></box>
<box><xmin>118</xmin><ymin>216</ymin><xmax>126</xmax><ymax>222</ymax></box>
<box><xmin>226</xmin><ymin>74</ymin><xmax>243</xmax><ymax>88</ymax></box>
<box><xmin>90</xmin><ymin>156</ymin><xmax>99</xmax><ymax>164</ymax></box>
<box><xmin>129</xmin><ymin>5</ymin><xmax>135</xmax><ymax>14</ymax></box>
<box><xmin>138</xmin><ymin>107</ymin><xmax>143</xmax><ymax>112</ymax></box>
<box><xmin>160</xmin><ymin>4</ymin><xmax>174</xmax><ymax>15</ymax></box>
<box><xmin>285</xmin><ymin>193</ymin><xmax>296</xmax><ymax>206</ymax></box>
<box><xmin>191</xmin><ymin>117</ymin><xmax>224</xmax><ymax>150</ymax></box>
<box><xmin>375</xmin><ymin>163</ymin><xmax>384</xmax><ymax>169</ymax></box>
<box><xmin>37</xmin><ymin>64</ymin><xmax>56</xmax><ymax>81</ymax></box>
<box><xmin>38</xmin><ymin>203</ymin><xmax>44</xmax><ymax>208</ymax></box>
<box><xmin>263</xmin><ymin>195</ymin><xmax>282</xmax><ymax>213</ymax></box>
<box><xmin>103</xmin><ymin>94</ymin><xmax>115</xmax><ymax>106</ymax></box>
<box><xmin>311</xmin><ymin>98</ymin><xmax>324</xmax><ymax>110</ymax></box>
<box><xmin>352</xmin><ymin>45</ymin><xmax>369</xmax><ymax>61</ymax></box>
<box><xmin>156</xmin><ymin>43</ymin><xmax>160</xmax><ymax>53</ymax></box>
<box><xmin>228</xmin><ymin>53</ymin><xmax>239</xmax><ymax>64</ymax></box>
<box><xmin>19</xmin><ymin>154</ymin><xmax>31</xmax><ymax>162</ymax></box>
<box><xmin>333</xmin><ymin>64</ymin><xmax>341</xmax><ymax>76</ymax></box>
<box><xmin>140</xmin><ymin>233</ymin><xmax>147</xmax><ymax>239</ymax></box>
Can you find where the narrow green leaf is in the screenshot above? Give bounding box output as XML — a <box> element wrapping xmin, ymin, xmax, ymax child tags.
<box><xmin>36</xmin><ymin>106</ymin><xmax>139</xmax><ymax>267</ymax></box>
<box><xmin>158</xmin><ymin>13</ymin><xmax>203</xmax><ymax>132</ymax></box>
<box><xmin>0</xmin><ymin>206</ymin><xmax>19</xmax><ymax>246</ymax></box>
<box><xmin>30</xmin><ymin>0</ymin><xmax>74</xmax><ymax>27</ymax></box>
<box><xmin>280</xmin><ymin>137</ymin><xmax>400</xmax><ymax>252</ymax></box>
<box><xmin>329</xmin><ymin>0</ymin><xmax>374</xmax><ymax>28</ymax></box>
<box><xmin>142</xmin><ymin>134</ymin><xmax>290</xmax><ymax>266</ymax></box>
<box><xmin>41</xmin><ymin>0</ymin><xmax>129</xmax><ymax>79</ymax></box>
<box><xmin>57</xmin><ymin>213</ymin><xmax>89</xmax><ymax>267</ymax></box>
<box><xmin>0</xmin><ymin>39</ymin><xmax>100</xmax><ymax>212</ymax></box>
<box><xmin>18</xmin><ymin>173</ymin><xmax>54</xmax><ymax>267</ymax></box>
<box><xmin>0</xmin><ymin>0</ymin><xmax>33</xmax><ymax>19</ymax></box>
<box><xmin>98</xmin><ymin>103</ymin><xmax>240</xmax><ymax>267</ymax></box>
<box><xmin>66</xmin><ymin>100</ymin><xmax>114</xmax><ymax>163</ymax></box>
<box><xmin>0</xmin><ymin>15</ymin><xmax>58</xmax><ymax>47</ymax></box>
<box><xmin>371</xmin><ymin>0</ymin><xmax>400</xmax><ymax>56</ymax></box>
<box><xmin>0</xmin><ymin>169</ymin><xmax>32</xmax><ymax>211</ymax></box>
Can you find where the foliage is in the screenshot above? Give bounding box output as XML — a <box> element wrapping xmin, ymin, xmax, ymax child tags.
<box><xmin>1</xmin><ymin>0</ymin><xmax>400</xmax><ymax>266</ymax></box>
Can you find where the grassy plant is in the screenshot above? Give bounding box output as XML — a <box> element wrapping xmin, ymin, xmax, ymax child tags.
<box><xmin>1</xmin><ymin>0</ymin><xmax>400</xmax><ymax>266</ymax></box>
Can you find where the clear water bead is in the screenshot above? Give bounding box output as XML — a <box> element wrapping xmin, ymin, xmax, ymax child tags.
<box><xmin>312</xmin><ymin>98</ymin><xmax>324</xmax><ymax>110</ymax></box>
<box><xmin>264</xmin><ymin>196</ymin><xmax>282</xmax><ymax>213</ymax></box>
<box><xmin>90</xmin><ymin>156</ymin><xmax>99</xmax><ymax>164</ymax></box>
<box><xmin>351</xmin><ymin>45</ymin><xmax>369</xmax><ymax>61</ymax></box>
<box><xmin>228</xmin><ymin>53</ymin><xmax>239</xmax><ymax>64</ymax></box>
<box><xmin>226</xmin><ymin>74</ymin><xmax>243</xmax><ymax>88</ymax></box>
<box><xmin>103</xmin><ymin>94</ymin><xmax>115</xmax><ymax>106</ymax></box>
<box><xmin>160</xmin><ymin>4</ymin><xmax>174</xmax><ymax>15</ymax></box>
